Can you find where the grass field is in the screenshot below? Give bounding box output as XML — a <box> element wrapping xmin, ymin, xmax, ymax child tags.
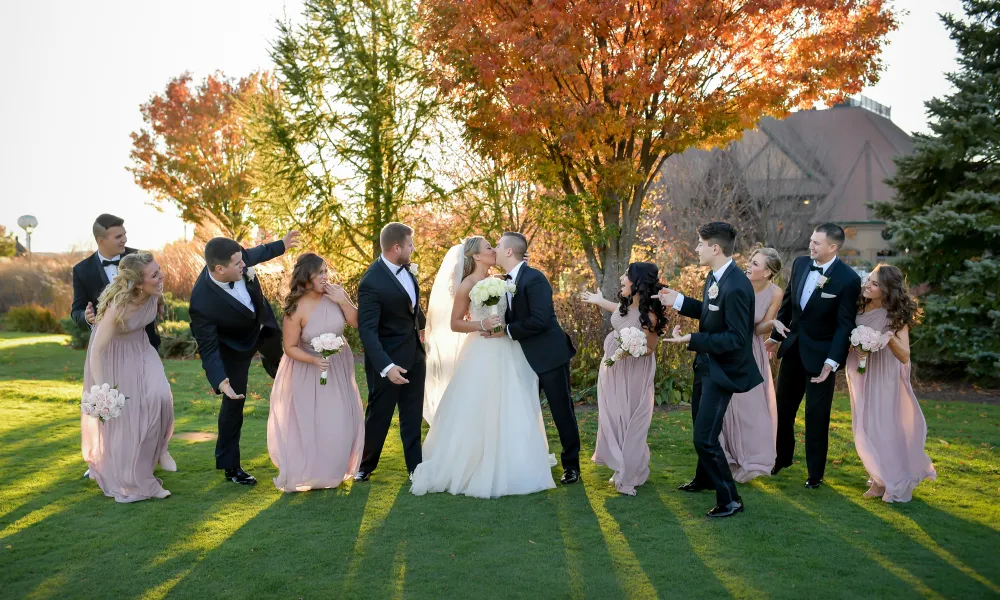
<box><xmin>1</xmin><ymin>332</ymin><xmax>998</xmax><ymax>599</ymax></box>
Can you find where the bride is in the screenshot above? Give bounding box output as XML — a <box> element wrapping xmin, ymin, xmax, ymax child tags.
<box><xmin>411</xmin><ymin>236</ymin><xmax>556</xmax><ymax>498</ymax></box>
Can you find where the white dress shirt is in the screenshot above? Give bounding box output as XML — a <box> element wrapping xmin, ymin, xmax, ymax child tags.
<box><xmin>504</xmin><ymin>261</ymin><xmax>526</xmax><ymax>339</ymax></box>
<box><xmin>379</xmin><ymin>255</ymin><xmax>418</xmax><ymax>378</ymax></box>
<box><xmin>671</xmin><ymin>259</ymin><xmax>733</xmax><ymax>311</ymax></box>
<box><xmin>209</xmin><ymin>273</ymin><xmax>255</xmax><ymax>312</ymax></box>
<box><xmin>97</xmin><ymin>251</ymin><xmax>121</xmax><ymax>283</ymax></box>
<box><xmin>800</xmin><ymin>256</ymin><xmax>837</xmax><ymax>310</ymax></box>
<box><xmin>382</xmin><ymin>255</ymin><xmax>416</xmax><ymax>308</ymax></box>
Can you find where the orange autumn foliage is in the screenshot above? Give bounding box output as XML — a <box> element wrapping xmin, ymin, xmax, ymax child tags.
<box><xmin>419</xmin><ymin>0</ymin><xmax>898</xmax><ymax>299</ymax></box>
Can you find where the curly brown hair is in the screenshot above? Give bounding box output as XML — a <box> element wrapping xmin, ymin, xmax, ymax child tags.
<box><xmin>283</xmin><ymin>253</ymin><xmax>326</xmax><ymax>317</ymax></box>
<box><xmin>859</xmin><ymin>264</ymin><xmax>922</xmax><ymax>331</ymax></box>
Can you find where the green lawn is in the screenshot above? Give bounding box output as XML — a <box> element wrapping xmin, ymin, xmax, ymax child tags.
<box><xmin>0</xmin><ymin>332</ymin><xmax>998</xmax><ymax>599</ymax></box>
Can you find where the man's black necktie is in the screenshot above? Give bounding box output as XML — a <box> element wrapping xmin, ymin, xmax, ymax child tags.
<box><xmin>101</xmin><ymin>259</ymin><xmax>120</xmax><ymax>267</ymax></box>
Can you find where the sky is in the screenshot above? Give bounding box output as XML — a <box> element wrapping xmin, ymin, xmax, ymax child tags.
<box><xmin>0</xmin><ymin>0</ymin><xmax>965</xmax><ymax>253</ymax></box>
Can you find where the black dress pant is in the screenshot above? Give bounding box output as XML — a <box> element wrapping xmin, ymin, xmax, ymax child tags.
<box><xmin>539</xmin><ymin>364</ymin><xmax>580</xmax><ymax>471</ymax></box>
<box><xmin>690</xmin><ymin>359</ymin><xmax>739</xmax><ymax>506</ymax></box>
<box><xmin>775</xmin><ymin>343</ymin><xmax>837</xmax><ymax>480</ymax></box>
<box><xmin>360</xmin><ymin>358</ymin><xmax>427</xmax><ymax>474</ymax></box>
<box><xmin>215</xmin><ymin>328</ymin><xmax>284</xmax><ymax>470</ymax></box>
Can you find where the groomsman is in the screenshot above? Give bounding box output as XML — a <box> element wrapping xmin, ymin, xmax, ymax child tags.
<box><xmin>189</xmin><ymin>231</ymin><xmax>299</xmax><ymax>485</ymax></box>
<box><xmin>659</xmin><ymin>222</ymin><xmax>762</xmax><ymax>518</ymax></box>
<box><xmin>71</xmin><ymin>213</ymin><xmax>161</xmax><ymax>348</ymax></box>
<box><xmin>72</xmin><ymin>214</ymin><xmax>166</xmax><ymax>478</ymax></box>
<box><xmin>765</xmin><ymin>223</ymin><xmax>861</xmax><ymax>489</ymax></box>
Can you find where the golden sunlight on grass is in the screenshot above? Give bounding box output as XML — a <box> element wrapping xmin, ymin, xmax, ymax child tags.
<box><xmin>553</xmin><ymin>491</ymin><xmax>587</xmax><ymax>599</ymax></box>
<box><xmin>654</xmin><ymin>488</ymin><xmax>766</xmax><ymax>598</ymax></box>
<box><xmin>827</xmin><ymin>482</ymin><xmax>1000</xmax><ymax>595</ymax></box>
<box><xmin>0</xmin><ymin>335</ymin><xmax>70</xmax><ymax>351</ymax></box>
<box><xmin>343</xmin><ymin>478</ymin><xmax>405</xmax><ymax>593</ymax></box>
<box><xmin>582</xmin><ymin>480</ymin><xmax>657</xmax><ymax>597</ymax></box>
<box><xmin>753</xmin><ymin>480</ymin><xmax>945</xmax><ymax>600</ymax></box>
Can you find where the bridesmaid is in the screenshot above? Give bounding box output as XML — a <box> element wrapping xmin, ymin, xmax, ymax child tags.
<box><xmin>82</xmin><ymin>251</ymin><xmax>174</xmax><ymax>502</ymax></box>
<box><xmin>720</xmin><ymin>247</ymin><xmax>785</xmax><ymax>482</ymax></box>
<box><xmin>267</xmin><ymin>253</ymin><xmax>364</xmax><ymax>492</ymax></box>
<box><xmin>579</xmin><ymin>262</ymin><xmax>666</xmax><ymax>496</ymax></box>
<box><xmin>847</xmin><ymin>264</ymin><xmax>935</xmax><ymax>502</ymax></box>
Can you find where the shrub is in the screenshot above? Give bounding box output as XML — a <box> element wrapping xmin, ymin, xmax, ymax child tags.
<box><xmin>4</xmin><ymin>304</ymin><xmax>63</xmax><ymax>333</ymax></box>
<box><xmin>158</xmin><ymin>320</ymin><xmax>198</xmax><ymax>359</ymax></box>
<box><xmin>0</xmin><ymin>257</ymin><xmax>76</xmax><ymax>317</ymax></box>
<box><xmin>162</xmin><ymin>293</ymin><xmax>190</xmax><ymax>322</ymax></box>
<box><xmin>60</xmin><ymin>317</ymin><xmax>91</xmax><ymax>349</ymax></box>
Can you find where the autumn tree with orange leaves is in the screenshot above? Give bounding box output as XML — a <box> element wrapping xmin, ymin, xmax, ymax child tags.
<box><xmin>420</xmin><ymin>0</ymin><xmax>898</xmax><ymax>302</ymax></box>
<box><xmin>128</xmin><ymin>71</ymin><xmax>274</xmax><ymax>242</ymax></box>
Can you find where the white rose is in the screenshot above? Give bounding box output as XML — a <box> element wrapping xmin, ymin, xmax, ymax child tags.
<box><xmin>407</xmin><ymin>264</ymin><xmax>418</xmax><ymax>276</ymax></box>
<box><xmin>245</xmin><ymin>266</ymin><xmax>257</xmax><ymax>282</ymax></box>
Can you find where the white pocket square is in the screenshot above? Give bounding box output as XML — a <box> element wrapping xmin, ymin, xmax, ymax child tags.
<box><xmin>708</xmin><ymin>304</ymin><xmax>720</xmax><ymax>312</ymax></box>
<box><xmin>820</xmin><ymin>292</ymin><xmax>836</xmax><ymax>299</ymax></box>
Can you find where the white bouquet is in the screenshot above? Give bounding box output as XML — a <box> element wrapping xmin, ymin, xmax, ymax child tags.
<box><xmin>81</xmin><ymin>383</ymin><xmax>127</xmax><ymax>422</ymax></box>
<box><xmin>310</xmin><ymin>333</ymin><xmax>345</xmax><ymax>384</ymax></box>
<box><xmin>470</xmin><ymin>277</ymin><xmax>516</xmax><ymax>333</ymax></box>
<box><xmin>604</xmin><ymin>326</ymin><xmax>647</xmax><ymax>366</ymax></box>
<box><xmin>849</xmin><ymin>325</ymin><xmax>892</xmax><ymax>374</ymax></box>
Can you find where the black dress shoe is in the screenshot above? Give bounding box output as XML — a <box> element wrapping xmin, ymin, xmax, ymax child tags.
<box><xmin>707</xmin><ymin>501</ymin><xmax>744</xmax><ymax>518</ymax></box>
<box><xmin>678</xmin><ymin>479</ymin><xmax>711</xmax><ymax>493</ymax></box>
<box><xmin>770</xmin><ymin>465</ymin><xmax>785</xmax><ymax>476</ymax></box>
<box><xmin>354</xmin><ymin>471</ymin><xmax>371</xmax><ymax>482</ymax></box>
<box><xmin>560</xmin><ymin>469</ymin><xmax>580</xmax><ymax>485</ymax></box>
<box><xmin>224</xmin><ymin>468</ymin><xmax>257</xmax><ymax>485</ymax></box>
<box><xmin>805</xmin><ymin>478</ymin><xmax>823</xmax><ymax>489</ymax></box>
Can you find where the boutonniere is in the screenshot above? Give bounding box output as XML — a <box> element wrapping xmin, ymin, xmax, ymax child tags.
<box><xmin>244</xmin><ymin>266</ymin><xmax>257</xmax><ymax>282</ymax></box>
<box><xmin>407</xmin><ymin>263</ymin><xmax>418</xmax><ymax>276</ymax></box>
<box><xmin>816</xmin><ymin>275</ymin><xmax>828</xmax><ymax>289</ymax></box>
<box><xmin>708</xmin><ymin>283</ymin><xmax>719</xmax><ymax>299</ymax></box>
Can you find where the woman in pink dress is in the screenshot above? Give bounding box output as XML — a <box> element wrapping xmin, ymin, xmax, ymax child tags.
<box><xmin>82</xmin><ymin>251</ymin><xmax>175</xmax><ymax>502</ymax></box>
<box><xmin>579</xmin><ymin>262</ymin><xmax>666</xmax><ymax>496</ymax></box>
<box><xmin>847</xmin><ymin>264</ymin><xmax>935</xmax><ymax>502</ymax></box>
<box><xmin>267</xmin><ymin>253</ymin><xmax>364</xmax><ymax>492</ymax></box>
<box><xmin>720</xmin><ymin>248</ymin><xmax>785</xmax><ymax>482</ymax></box>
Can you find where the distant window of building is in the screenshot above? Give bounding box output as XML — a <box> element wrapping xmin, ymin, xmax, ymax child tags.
<box><xmin>845</xmin><ymin>227</ymin><xmax>857</xmax><ymax>240</ymax></box>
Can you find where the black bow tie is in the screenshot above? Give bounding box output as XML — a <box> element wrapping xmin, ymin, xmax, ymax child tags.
<box><xmin>227</xmin><ymin>281</ymin><xmax>235</xmax><ymax>289</ymax></box>
<box><xmin>810</xmin><ymin>265</ymin><xmax>825</xmax><ymax>273</ymax></box>
<box><xmin>101</xmin><ymin>259</ymin><xmax>120</xmax><ymax>267</ymax></box>
<box><xmin>396</xmin><ymin>264</ymin><xmax>410</xmax><ymax>275</ymax></box>
<box><xmin>503</xmin><ymin>274</ymin><xmax>512</xmax><ymax>280</ymax></box>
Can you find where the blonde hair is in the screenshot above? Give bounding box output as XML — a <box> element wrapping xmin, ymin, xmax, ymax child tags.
<box><xmin>461</xmin><ymin>236</ymin><xmax>486</xmax><ymax>281</ymax></box>
<box><xmin>96</xmin><ymin>251</ymin><xmax>156</xmax><ymax>329</ymax></box>
<box><xmin>749</xmin><ymin>246</ymin><xmax>782</xmax><ymax>280</ymax></box>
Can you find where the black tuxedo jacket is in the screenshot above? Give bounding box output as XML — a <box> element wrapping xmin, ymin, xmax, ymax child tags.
<box><xmin>679</xmin><ymin>264</ymin><xmax>763</xmax><ymax>394</ymax></box>
<box><xmin>189</xmin><ymin>241</ymin><xmax>285</xmax><ymax>389</ymax></box>
<box><xmin>357</xmin><ymin>259</ymin><xmax>427</xmax><ymax>375</ymax></box>
<box><xmin>71</xmin><ymin>247</ymin><xmax>160</xmax><ymax>349</ymax></box>
<box><xmin>770</xmin><ymin>256</ymin><xmax>861</xmax><ymax>374</ymax></box>
<box><xmin>505</xmin><ymin>264</ymin><xmax>576</xmax><ymax>374</ymax></box>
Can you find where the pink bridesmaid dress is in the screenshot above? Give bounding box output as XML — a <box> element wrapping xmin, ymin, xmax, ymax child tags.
<box><xmin>267</xmin><ymin>296</ymin><xmax>364</xmax><ymax>492</ymax></box>
<box><xmin>81</xmin><ymin>295</ymin><xmax>174</xmax><ymax>502</ymax></box>
<box><xmin>593</xmin><ymin>307</ymin><xmax>656</xmax><ymax>495</ymax></box>
<box><xmin>720</xmin><ymin>283</ymin><xmax>779</xmax><ymax>482</ymax></box>
<box><xmin>847</xmin><ymin>308</ymin><xmax>936</xmax><ymax>502</ymax></box>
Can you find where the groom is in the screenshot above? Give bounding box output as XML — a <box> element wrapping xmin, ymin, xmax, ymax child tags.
<box><xmin>355</xmin><ymin>222</ymin><xmax>427</xmax><ymax>482</ymax></box>
<box><xmin>489</xmin><ymin>231</ymin><xmax>581</xmax><ymax>485</ymax></box>
<box><xmin>189</xmin><ymin>231</ymin><xmax>299</xmax><ymax>485</ymax></box>
<box><xmin>659</xmin><ymin>222</ymin><xmax>762</xmax><ymax>517</ymax></box>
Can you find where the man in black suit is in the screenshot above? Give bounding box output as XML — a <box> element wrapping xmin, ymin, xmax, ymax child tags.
<box><xmin>189</xmin><ymin>231</ymin><xmax>299</xmax><ymax>485</ymax></box>
<box><xmin>659</xmin><ymin>222</ymin><xmax>763</xmax><ymax>518</ymax></box>
<box><xmin>71</xmin><ymin>213</ymin><xmax>160</xmax><ymax>349</ymax></box>
<box><xmin>355</xmin><ymin>223</ymin><xmax>427</xmax><ymax>482</ymax></box>
<box><xmin>765</xmin><ymin>223</ymin><xmax>861</xmax><ymax>489</ymax></box>
<box><xmin>486</xmin><ymin>231</ymin><xmax>581</xmax><ymax>485</ymax></box>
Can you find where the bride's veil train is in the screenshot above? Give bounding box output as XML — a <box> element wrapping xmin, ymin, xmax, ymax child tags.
<box><xmin>423</xmin><ymin>244</ymin><xmax>466</xmax><ymax>424</ymax></box>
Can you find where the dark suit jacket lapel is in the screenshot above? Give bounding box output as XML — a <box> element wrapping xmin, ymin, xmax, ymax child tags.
<box><xmin>377</xmin><ymin>259</ymin><xmax>413</xmax><ymax>312</ymax></box>
<box><xmin>803</xmin><ymin>258</ymin><xmax>839</xmax><ymax>314</ymax></box>
<box><xmin>202</xmin><ymin>269</ymin><xmax>256</xmax><ymax>320</ymax></box>
<box><xmin>793</xmin><ymin>258</ymin><xmax>811</xmax><ymax>311</ymax></box>
<box><xmin>92</xmin><ymin>253</ymin><xmax>111</xmax><ymax>287</ymax></box>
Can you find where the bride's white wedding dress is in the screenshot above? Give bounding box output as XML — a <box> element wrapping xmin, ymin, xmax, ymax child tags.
<box><xmin>412</xmin><ymin>250</ymin><xmax>555</xmax><ymax>498</ymax></box>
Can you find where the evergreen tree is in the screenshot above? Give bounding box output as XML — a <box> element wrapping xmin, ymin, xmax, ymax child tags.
<box><xmin>875</xmin><ymin>0</ymin><xmax>1000</xmax><ymax>381</ymax></box>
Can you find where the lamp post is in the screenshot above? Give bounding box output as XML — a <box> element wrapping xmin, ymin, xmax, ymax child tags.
<box><xmin>17</xmin><ymin>215</ymin><xmax>37</xmax><ymax>265</ymax></box>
